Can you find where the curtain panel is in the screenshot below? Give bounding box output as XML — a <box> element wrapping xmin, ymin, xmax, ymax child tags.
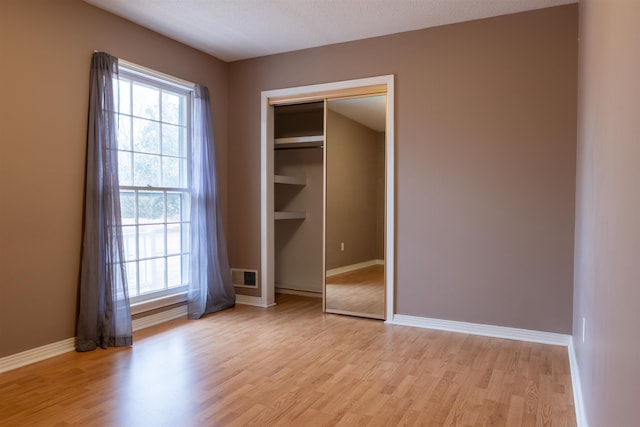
<box><xmin>76</xmin><ymin>52</ymin><xmax>132</xmax><ymax>351</ymax></box>
<box><xmin>188</xmin><ymin>85</ymin><xmax>236</xmax><ymax>319</ymax></box>
<box><xmin>76</xmin><ymin>55</ymin><xmax>234</xmax><ymax>351</ymax></box>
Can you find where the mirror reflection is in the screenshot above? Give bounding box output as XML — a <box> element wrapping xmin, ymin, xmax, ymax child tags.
<box><xmin>325</xmin><ymin>95</ymin><xmax>386</xmax><ymax>319</ymax></box>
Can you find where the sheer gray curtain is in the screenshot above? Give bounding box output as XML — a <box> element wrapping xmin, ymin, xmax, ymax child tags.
<box><xmin>188</xmin><ymin>85</ymin><xmax>235</xmax><ymax>319</ymax></box>
<box><xmin>76</xmin><ymin>52</ymin><xmax>132</xmax><ymax>351</ymax></box>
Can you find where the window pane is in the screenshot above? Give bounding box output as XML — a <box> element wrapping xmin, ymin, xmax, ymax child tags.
<box><xmin>118</xmin><ymin>80</ymin><xmax>131</xmax><ymax>115</ymax></box>
<box><xmin>167</xmin><ymin>255</ymin><xmax>182</xmax><ymax>287</ymax></box>
<box><xmin>162</xmin><ymin>91</ymin><xmax>182</xmax><ymax>125</ymax></box>
<box><xmin>125</xmin><ymin>261</ymin><xmax>138</xmax><ymax>297</ymax></box>
<box><xmin>121</xmin><ymin>225</ymin><xmax>137</xmax><ymax>261</ymax></box>
<box><xmin>179</xmin><ymin>127</ymin><xmax>188</xmax><ymax>157</ymax></box>
<box><xmin>138</xmin><ymin>224</ymin><xmax>165</xmax><ymax>258</ymax></box>
<box><xmin>179</xmin><ymin>158</ymin><xmax>188</xmax><ymax>188</ymax></box>
<box><xmin>139</xmin><ymin>258</ymin><xmax>165</xmax><ymax>294</ymax></box>
<box><xmin>182</xmin><ymin>222</ymin><xmax>190</xmax><ymax>250</ymax></box>
<box><xmin>117</xmin><ymin>114</ymin><xmax>131</xmax><ymax>150</ymax></box>
<box><xmin>118</xmin><ymin>151</ymin><xmax>132</xmax><ymax>187</ymax></box>
<box><xmin>167</xmin><ymin>224</ymin><xmax>181</xmax><ymax>255</ymax></box>
<box><xmin>182</xmin><ymin>255</ymin><xmax>189</xmax><ymax>284</ymax></box>
<box><xmin>138</xmin><ymin>191</ymin><xmax>164</xmax><ymax>224</ymax></box>
<box><xmin>132</xmin><ymin>83</ymin><xmax>159</xmax><ymax>120</ymax></box>
<box><xmin>133</xmin><ymin>117</ymin><xmax>160</xmax><ymax>154</ymax></box>
<box><xmin>120</xmin><ymin>191</ymin><xmax>136</xmax><ymax>225</ymax></box>
<box><xmin>162</xmin><ymin>157</ymin><xmax>180</xmax><ymax>188</ymax></box>
<box><xmin>116</xmin><ymin>67</ymin><xmax>191</xmax><ymax>303</ymax></box>
<box><xmin>166</xmin><ymin>192</ymin><xmax>182</xmax><ymax>222</ymax></box>
<box><xmin>133</xmin><ymin>153</ymin><xmax>161</xmax><ymax>187</ymax></box>
<box><xmin>182</xmin><ymin>193</ymin><xmax>190</xmax><ymax>221</ymax></box>
<box><xmin>162</xmin><ymin>124</ymin><xmax>180</xmax><ymax>156</ymax></box>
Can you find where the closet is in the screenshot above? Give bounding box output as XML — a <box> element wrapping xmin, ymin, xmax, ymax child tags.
<box><xmin>259</xmin><ymin>75</ymin><xmax>395</xmax><ymax>320</ymax></box>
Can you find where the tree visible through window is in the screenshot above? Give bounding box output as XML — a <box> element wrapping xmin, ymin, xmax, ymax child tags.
<box><xmin>115</xmin><ymin>67</ymin><xmax>192</xmax><ymax>302</ymax></box>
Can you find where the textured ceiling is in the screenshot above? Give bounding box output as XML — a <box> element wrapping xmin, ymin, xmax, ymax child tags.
<box><xmin>83</xmin><ymin>0</ymin><xmax>576</xmax><ymax>62</ymax></box>
<box><xmin>329</xmin><ymin>96</ymin><xmax>387</xmax><ymax>133</ymax></box>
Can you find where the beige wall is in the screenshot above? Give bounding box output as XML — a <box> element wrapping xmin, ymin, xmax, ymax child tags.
<box><xmin>229</xmin><ymin>5</ymin><xmax>578</xmax><ymax>333</ymax></box>
<box><xmin>0</xmin><ymin>0</ymin><xmax>228</xmax><ymax>357</ymax></box>
<box><xmin>573</xmin><ymin>0</ymin><xmax>640</xmax><ymax>425</ymax></box>
<box><xmin>326</xmin><ymin>110</ymin><xmax>383</xmax><ymax>270</ymax></box>
<box><xmin>0</xmin><ymin>1</ymin><xmax>579</xmax><ymax>359</ymax></box>
<box><xmin>274</xmin><ymin>148</ymin><xmax>323</xmax><ymax>293</ymax></box>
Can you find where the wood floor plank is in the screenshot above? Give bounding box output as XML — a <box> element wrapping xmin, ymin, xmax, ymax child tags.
<box><xmin>326</xmin><ymin>265</ymin><xmax>385</xmax><ymax>317</ymax></box>
<box><xmin>0</xmin><ymin>294</ymin><xmax>576</xmax><ymax>426</ymax></box>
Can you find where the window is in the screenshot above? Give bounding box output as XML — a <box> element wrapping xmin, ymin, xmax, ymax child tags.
<box><xmin>115</xmin><ymin>64</ymin><xmax>193</xmax><ymax>303</ymax></box>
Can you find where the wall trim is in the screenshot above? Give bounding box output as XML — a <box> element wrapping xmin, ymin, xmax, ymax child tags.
<box><xmin>388</xmin><ymin>314</ymin><xmax>571</xmax><ymax>346</ymax></box>
<box><xmin>276</xmin><ymin>287</ymin><xmax>323</xmax><ymax>298</ymax></box>
<box><xmin>130</xmin><ymin>292</ymin><xmax>188</xmax><ymax>315</ymax></box>
<box><xmin>236</xmin><ymin>294</ymin><xmax>274</xmax><ymax>307</ymax></box>
<box><xmin>389</xmin><ymin>313</ymin><xmax>584</xmax><ymax>425</ymax></box>
<box><xmin>0</xmin><ymin>305</ymin><xmax>188</xmax><ymax>374</ymax></box>
<box><xmin>0</xmin><ymin>337</ymin><xmax>76</xmax><ymax>374</ymax></box>
<box><xmin>1</xmin><ymin>307</ymin><xmax>587</xmax><ymax>427</ymax></box>
<box><xmin>0</xmin><ymin>293</ymin><xmax>287</xmax><ymax>373</ymax></box>
<box><xmin>568</xmin><ymin>337</ymin><xmax>589</xmax><ymax>427</ymax></box>
<box><xmin>326</xmin><ymin>259</ymin><xmax>385</xmax><ymax>277</ymax></box>
<box><xmin>132</xmin><ymin>305</ymin><xmax>187</xmax><ymax>331</ymax></box>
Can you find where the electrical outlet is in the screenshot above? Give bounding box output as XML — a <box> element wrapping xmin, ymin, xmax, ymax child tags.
<box><xmin>340</xmin><ymin>242</ymin><xmax>344</xmax><ymax>251</ymax></box>
<box><xmin>582</xmin><ymin>317</ymin><xmax>586</xmax><ymax>343</ymax></box>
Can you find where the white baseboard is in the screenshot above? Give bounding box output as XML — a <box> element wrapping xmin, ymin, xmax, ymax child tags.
<box><xmin>388</xmin><ymin>314</ymin><xmax>571</xmax><ymax>346</ymax></box>
<box><xmin>326</xmin><ymin>259</ymin><xmax>384</xmax><ymax>277</ymax></box>
<box><xmin>0</xmin><ymin>337</ymin><xmax>76</xmax><ymax>374</ymax></box>
<box><xmin>568</xmin><ymin>338</ymin><xmax>589</xmax><ymax>427</ymax></box>
<box><xmin>0</xmin><ymin>301</ymin><xmax>586</xmax><ymax>427</ymax></box>
<box><xmin>0</xmin><ymin>305</ymin><xmax>188</xmax><ymax>374</ymax></box>
<box><xmin>235</xmin><ymin>294</ymin><xmax>270</xmax><ymax>307</ymax></box>
<box><xmin>388</xmin><ymin>313</ymin><xmax>582</xmax><ymax>425</ymax></box>
<box><xmin>130</xmin><ymin>292</ymin><xmax>187</xmax><ymax>315</ymax></box>
<box><xmin>132</xmin><ymin>304</ymin><xmax>187</xmax><ymax>331</ymax></box>
<box><xmin>276</xmin><ymin>287</ymin><xmax>323</xmax><ymax>298</ymax></box>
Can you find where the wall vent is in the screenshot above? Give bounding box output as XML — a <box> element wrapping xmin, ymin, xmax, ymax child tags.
<box><xmin>231</xmin><ymin>268</ymin><xmax>258</xmax><ymax>288</ymax></box>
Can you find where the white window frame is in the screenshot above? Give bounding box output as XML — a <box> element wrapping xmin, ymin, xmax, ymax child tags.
<box><xmin>116</xmin><ymin>61</ymin><xmax>195</xmax><ymax>312</ymax></box>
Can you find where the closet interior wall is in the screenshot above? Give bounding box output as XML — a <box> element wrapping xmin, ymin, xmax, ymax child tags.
<box><xmin>325</xmin><ymin>109</ymin><xmax>385</xmax><ymax>271</ymax></box>
<box><xmin>273</xmin><ymin>103</ymin><xmax>324</xmax><ymax>295</ymax></box>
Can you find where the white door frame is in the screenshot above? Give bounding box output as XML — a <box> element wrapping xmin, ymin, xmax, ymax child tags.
<box><xmin>260</xmin><ymin>75</ymin><xmax>395</xmax><ymax>321</ymax></box>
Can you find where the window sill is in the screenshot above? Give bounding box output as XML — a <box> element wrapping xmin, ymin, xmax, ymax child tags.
<box><xmin>130</xmin><ymin>292</ymin><xmax>188</xmax><ymax>315</ymax></box>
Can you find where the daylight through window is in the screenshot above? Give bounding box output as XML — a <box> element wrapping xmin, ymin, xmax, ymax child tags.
<box><xmin>116</xmin><ymin>65</ymin><xmax>192</xmax><ymax>302</ymax></box>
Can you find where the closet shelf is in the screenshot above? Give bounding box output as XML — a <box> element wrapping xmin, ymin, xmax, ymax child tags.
<box><xmin>274</xmin><ymin>211</ymin><xmax>306</xmax><ymax>220</ymax></box>
<box><xmin>274</xmin><ymin>174</ymin><xmax>306</xmax><ymax>185</ymax></box>
<box><xmin>275</xmin><ymin>135</ymin><xmax>324</xmax><ymax>150</ymax></box>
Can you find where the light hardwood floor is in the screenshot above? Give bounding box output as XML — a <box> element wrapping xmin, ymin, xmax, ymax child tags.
<box><xmin>0</xmin><ymin>295</ymin><xmax>576</xmax><ymax>426</ymax></box>
<box><xmin>326</xmin><ymin>265</ymin><xmax>385</xmax><ymax>318</ymax></box>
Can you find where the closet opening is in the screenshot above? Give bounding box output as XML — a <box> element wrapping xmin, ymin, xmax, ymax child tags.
<box><xmin>259</xmin><ymin>75</ymin><xmax>395</xmax><ymax>322</ymax></box>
